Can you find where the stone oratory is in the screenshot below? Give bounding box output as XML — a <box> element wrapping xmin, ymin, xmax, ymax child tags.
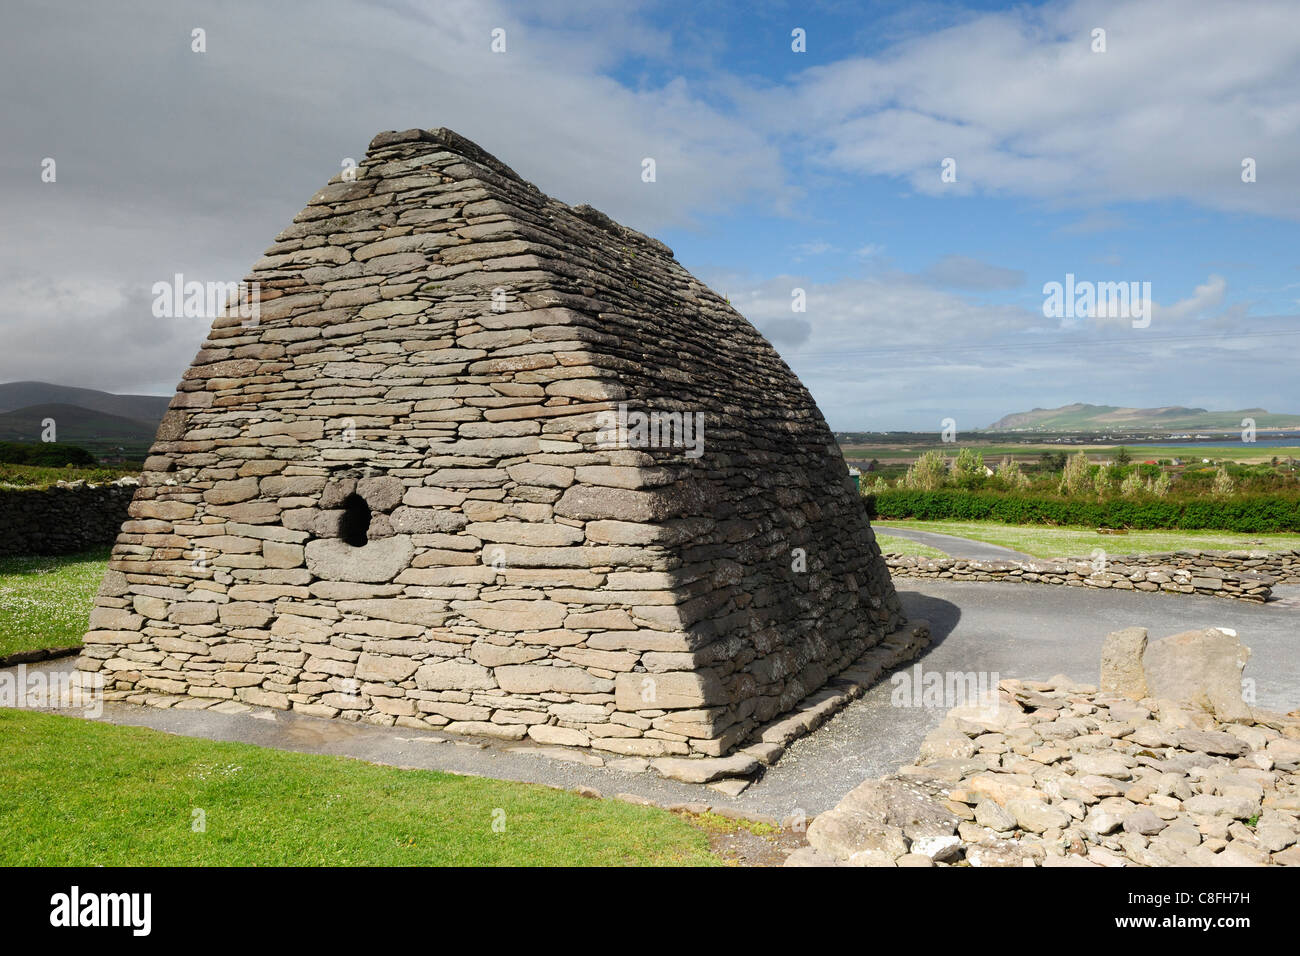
<box><xmin>80</xmin><ymin>128</ymin><xmax>918</xmax><ymax>761</ymax></box>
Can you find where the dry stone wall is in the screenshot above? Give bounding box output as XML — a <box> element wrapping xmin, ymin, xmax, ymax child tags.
<box><xmin>78</xmin><ymin>127</ymin><xmax>907</xmax><ymax>760</ymax></box>
<box><xmin>1091</xmin><ymin>547</ymin><xmax>1299</xmax><ymax>585</ymax></box>
<box><xmin>885</xmin><ymin>550</ymin><xmax>1288</xmax><ymax>602</ymax></box>
<box><xmin>0</xmin><ymin>481</ymin><xmax>137</xmax><ymax>556</ymax></box>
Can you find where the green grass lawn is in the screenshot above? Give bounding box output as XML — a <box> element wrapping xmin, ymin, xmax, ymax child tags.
<box><xmin>0</xmin><ymin>548</ymin><xmax>109</xmax><ymax>658</ymax></box>
<box><xmin>873</xmin><ymin>533</ymin><xmax>946</xmax><ymax>559</ymax></box>
<box><xmin>0</xmin><ymin>709</ymin><xmax>719</xmax><ymax>866</ymax></box>
<box><xmin>874</xmin><ymin>520</ymin><xmax>1300</xmax><ymax>559</ymax></box>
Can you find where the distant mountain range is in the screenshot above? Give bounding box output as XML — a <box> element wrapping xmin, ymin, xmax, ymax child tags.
<box><xmin>0</xmin><ymin>382</ymin><xmax>170</xmax><ymax>459</ymax></box>
<box><xmin>986</xmin><ymin>403</ymin><xmax>1300</xmax><ymax>432</ymax></box>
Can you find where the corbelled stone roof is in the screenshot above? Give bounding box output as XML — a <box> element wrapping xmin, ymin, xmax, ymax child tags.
<box><xmin>79</xmin><ymin>127</ymin><xmax>907</xmax><ymax>760</ymax></box>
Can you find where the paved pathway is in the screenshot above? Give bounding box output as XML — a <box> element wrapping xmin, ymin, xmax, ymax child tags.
<box><xmin>874</xmin><ymin>525</ymin><xmax>1032</xmax><ymax>560</ymax></box>
<box><xmin>723</xmin><ymin>578</ymin><xmax>1299</xmax><ymax>816</ymax></box>
<box><xmin>8</xmin><ymin>578</ymin><xmax>1298</xmax><ymax>819</ymax></box>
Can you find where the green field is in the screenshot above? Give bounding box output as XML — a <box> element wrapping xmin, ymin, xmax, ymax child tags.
<box><xmin>0</xmin><ymin>548</ymin><xmax>108</xmax><ymax>658</ymax></box>
<box><xmin>874</xmin><ymin>520</ymin><xmax>1300</xmax><ymax>559</ymax></box>
<box><xmin>0</xmin><ymin>709</ymin><xmax>719</xmax><ymax>866</ymax></box>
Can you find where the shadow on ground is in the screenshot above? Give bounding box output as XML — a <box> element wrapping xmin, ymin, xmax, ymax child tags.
<box><xmin>896</xmin><ymin>588</ymin><xmax>960</xmax><ymax>653</ymax></box>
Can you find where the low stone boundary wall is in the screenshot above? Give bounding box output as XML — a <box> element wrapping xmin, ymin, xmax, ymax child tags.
<box><xmin>1086</xmin><ymin>548</ymin><xmax>1300</xmax><ymax>582</ymax></box>
<box><xmin>0</xmin><ymin>481</ymin><xmax>138</xmax><ymax>556</ymax></box>
<box><xmin>883</xmin><ymin>548</ymin><xmax>1294</xmax><ymax>602</ymax></box>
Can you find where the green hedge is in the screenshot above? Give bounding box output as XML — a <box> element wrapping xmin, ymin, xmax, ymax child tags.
<box><xmin>0</xmin><ymin>441</ymin><xmax>96</xmax><ymax>467</ymax></box>
<box><xmin>866</xmin><ymin>489</ymin><xmax>1300</xmax><ymax>532</ymax></box>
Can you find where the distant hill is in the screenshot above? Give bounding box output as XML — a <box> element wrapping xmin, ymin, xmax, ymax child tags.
<box><xmin>986</xmin><ymin>403</ymin><xmax>1300</xmax><ymax>432</ymax></box>
<box><xmin>0</xmin><ymin>381</ymin><xmax>170</xmax><ymax>423</ymax></box>
<box><xmin>0</xmin><ymin>403</ymin><xmax>160</xmax><ymax>455</ymax></box>
<box><xmin>0</xmin><ymin>382</ymin><xmax>170</xmax><ymax>459</ymax></box>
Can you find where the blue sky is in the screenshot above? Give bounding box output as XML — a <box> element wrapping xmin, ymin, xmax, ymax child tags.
<box><xmin>3</xmin><ymin>0</ymin><xmax>1298</xmax><ymax>429</ymax></box>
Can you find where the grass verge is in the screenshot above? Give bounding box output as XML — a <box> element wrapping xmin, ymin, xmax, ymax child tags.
<box><xmin>873</xmin><ymin>533</ymin><xmax>947</xmax><ymax>559</ymax></box>
<box><xmin>873</xmin><ymin>520</ymin><xmax>1300</xmax><ymax>559</ymax></box>
<box><xmin>0</xmin><ymin>463</ymin><xmax>139</xmax><ymax>487</ymax></box>
<box><xmin>0</xmin><ymin>709</ymin><xmax>719</xmax><ymax>866</ymax></box>
<box><xmin>0</xmin><ymin>548</ymin><xmax>109</xmax><ymax>658</ymax></box>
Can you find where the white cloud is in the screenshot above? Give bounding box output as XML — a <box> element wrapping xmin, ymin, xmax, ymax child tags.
<box><xmin>923</xmin><ymin>255</ymin><xmax>1026</xmax><ymax>290</ymax></box>
<box><xmin>0</xmin><ymin>0</ymin><xmax>791</xmax><ymax>393</ymax></box>
<box><xmin>713</xmin><ymin>266</ymin><xmax>1294</xmax><ymax>429</ymax></box>
<box><xmin>1150</xmin><ymin>274</ymin><xmax>1228</xmax><ymax>323</ymax></box>
<box><xmin>792</xmin><ymin>240</ymin><xmax>834</xmax><ymax>258</ymax></box>
<box><xmin>2</xmin><ymin>0</ymin><xmax>1296</xmax><ymax>418</ymax></box>
<box><xmin>768</xmin><ymin>0</ymin><xmax>1300</xmax><ymax>219</ymax></box>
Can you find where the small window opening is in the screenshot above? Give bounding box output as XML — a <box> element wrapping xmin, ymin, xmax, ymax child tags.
<box><xmin>339</xmin><ymin>493</ymin><xmax>371</xmax><ymax>547</ymax></box>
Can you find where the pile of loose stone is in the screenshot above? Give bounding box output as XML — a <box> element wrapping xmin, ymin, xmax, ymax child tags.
<box><xmin>885</xmin><ymin>553</ymin><xmax>1278</xmax><ymax>602</ymax></box>
<box><xmin>788</xmin><ymin>627</ymin><xmax>1300</xmax><ymax>866</ymax></box>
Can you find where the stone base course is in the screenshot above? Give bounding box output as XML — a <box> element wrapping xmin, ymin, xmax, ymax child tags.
<box><xmin>94</xmin><ymin>618</ymin><xmax>929</xmax><ymax>786</ymax></box>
